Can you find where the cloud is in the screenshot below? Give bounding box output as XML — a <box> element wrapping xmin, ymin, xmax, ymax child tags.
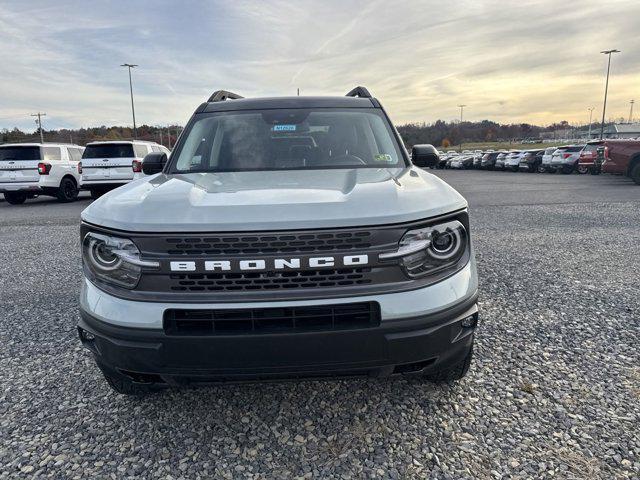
<box><xmin>1</xmin><ymin>0</ymin><xmax>639</xmax><ymax>131</ymax></box>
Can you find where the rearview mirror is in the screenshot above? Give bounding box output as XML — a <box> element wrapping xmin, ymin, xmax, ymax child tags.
<box><xmin>142</xmin><ymin>152</ymin><xmax>167</xmax><ymax>175</ymax></box>
<box><xmin>411</xmin><ymin>144</ymin><xmax>439</xmax><ymax>168</ymax></box>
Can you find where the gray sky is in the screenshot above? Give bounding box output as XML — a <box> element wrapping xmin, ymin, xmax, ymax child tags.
<box><xmin>1</xmin><ymin>0</ymin><xmax>639</xmax><ymax>131</ymax></box>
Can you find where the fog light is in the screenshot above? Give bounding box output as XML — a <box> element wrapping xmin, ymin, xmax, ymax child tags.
<box><xmin>461</xmin><ymin>314</ymin><xmax>477</xmax><ymax>328</ymax></box>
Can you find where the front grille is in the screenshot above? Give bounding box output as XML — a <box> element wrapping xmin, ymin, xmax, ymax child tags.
<box><xmin>168</xmin><ymin>267</ymin><xmax>373</xmax><ymax>292</ymax></box>
<box><xmin>164</xmin><ymin>231</ymin><xmax>372</xmax><ymax>255</ymax></box>
<box><xmin>163</xmin><ymin>302</ymin><xmax>380</xmax><ymax>335</ymax></box>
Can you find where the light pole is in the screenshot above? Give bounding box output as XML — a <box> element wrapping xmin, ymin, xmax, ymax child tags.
<box><xmin>457</xmin><ymin>104</ymin><xmax>466</xmax><ymax>151</ymax></box>
<box><xmin>121</xmin><ymin>63</ymin><xmax>138</xmax><ymax>139</ymax></box>
<box><xmin>599</xmin><ymin>49</ymin><xmax>620</xmax><ymax>139</ymax></box>
<box><xmin>587</xmin><ymin>107</ymin><xmax>594</xmax><ymax>139</ymax></box>
<box><xmin>629</xmin><ymin>100</ymin><xmax>635</xmax><ymax>123</ymax></box>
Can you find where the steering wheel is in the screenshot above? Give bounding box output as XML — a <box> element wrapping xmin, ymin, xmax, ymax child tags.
<box><xmin>330</xmin><ymin>154</ymin><xmax>367</xmax><ymax>166</ymax></box>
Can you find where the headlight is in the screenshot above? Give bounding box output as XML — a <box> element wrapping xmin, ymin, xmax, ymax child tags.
<box><xmin>82</xmin><ymin>232</ymin><xmax>158</xmax><ymax>289</ymax></box>
<box><xmin>380</xmin><ymin>220</ymin><xmax>467</xmax><ymax>278</ymax></box>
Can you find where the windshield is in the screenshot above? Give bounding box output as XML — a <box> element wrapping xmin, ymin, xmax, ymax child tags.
<box><xmin>0</xmin><ymin>146</ymin><xmax>41</xmax><ymax>161</ymax></box>
<box><xmin>171</xmin><ymin>108</ymin><xmax>405</xmax><ymax>172</ymax></box>
<box><xmin>83</xmin><ymin>143</ymin><xmax>134</xmax><ymax>159</ymax></box>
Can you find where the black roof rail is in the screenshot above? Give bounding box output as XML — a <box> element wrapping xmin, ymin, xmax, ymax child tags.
<box><xmin>207</xmin><ymin>90</ymin><xmax>244</xmax><ymax>102</ymax></box>
<box><xmin>345</xmin><ymin>86</ymin><xmax>372</xmax><ymax>98</ymax></box>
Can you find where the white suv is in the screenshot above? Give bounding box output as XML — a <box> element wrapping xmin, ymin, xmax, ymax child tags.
<box><xmin>79</xmin><ymin>141</ymin><xmax>170</xmax><ymax>198</ymax></box>
<box><xmin>0</xmin><ymin>142</ymin><xmax>84</xmax><ymax>204</ymax></box>
<box><xmin>78</xmin><ymin>87</ymin><xmax>478</xmax><ymax>395</ymax></box>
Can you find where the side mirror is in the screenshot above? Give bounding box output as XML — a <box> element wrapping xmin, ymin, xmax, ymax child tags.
<box><xmin>411</xmin><ymin>145</ymin><xmax>439</xmax><ymax>168</ymax></box>
<box><xmin>142</xmin><ymin>152</ymin><xmax>167</xmax><ymax>175</ymax></box>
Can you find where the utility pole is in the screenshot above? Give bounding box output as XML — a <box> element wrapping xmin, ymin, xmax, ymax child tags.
<box><xmin>599</xmin><ymin>49</ymin><xmax>620</xmax><ymax>139</ymax></box>
<box><xmin>31</xmin><ymin>112</ymin><xmax>46</xmax><ymax>143</ymax></box>
<box><xmin>457</xmin><ymin>104</ymin><xmax>466</xmax><ymax>151</ymax></box>
<box><xmin>458</xmin><ymin>104</ymin><xmax>466</xmax><ymax>123</ymax></box>
<box><xmin>629</xmin><ymin>100</ymin><xmax>635</xmax><ymax>123</ymax></box>
<box><xmin>587</xmin><ymin>107</ymin><xmax>594</xmax><ymax>139</ymax></box>
<box><xmin>159</xmin><ymin>128</ymin><xmax>163</xmax><ymax>146</ymax></box>
<box><xmin>167</xmin><ymin>127</ymin><xmax>172</xmax><ymax>149</ymax></box>
<box><xmin>121</xmin><ymin>63</ymin><xmax>138</xmax><ymax>139</ymax></box>
<box><xmin>297</xmin><ymin>88</ymin><xmax>300</xmax><ymax>96</ymax></box>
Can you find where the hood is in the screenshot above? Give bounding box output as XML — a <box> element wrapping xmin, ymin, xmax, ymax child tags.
<box><xmin>81</xmin><ymin>167</ymin><xmax>467</xmax><ymax>232</ymax></box>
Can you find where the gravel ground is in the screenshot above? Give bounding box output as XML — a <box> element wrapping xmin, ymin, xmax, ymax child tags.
<box><xmin>1</xmin><ymin>171</ymin><xmax>639</xmax><ymax>479</ymax></box>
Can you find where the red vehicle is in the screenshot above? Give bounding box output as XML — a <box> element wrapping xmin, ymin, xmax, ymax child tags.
<box><xmin>597</xmin><ymin>140</ymin><xmax>640</xmax><ymax>185</ymax></box>
<box><xmin>577</xmin><ymin>142</ymin><xmax>601</xmax><ymax>175</ymax></box>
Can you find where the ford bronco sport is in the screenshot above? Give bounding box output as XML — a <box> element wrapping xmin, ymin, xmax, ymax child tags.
<box><xmin>78</xmin><ymin>87</ymin><xmax>479</xmax><ymax>394</ymax></box>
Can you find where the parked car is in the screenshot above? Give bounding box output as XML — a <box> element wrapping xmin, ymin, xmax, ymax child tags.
<box><xmin>494</xmin><ymin>152</ymin><xmax>509</xmax><ymax>170</ymax></box>
<box><xmin>472</xmin><ymin>150</ymin><xmax>484</xmax><ymax>169</ymax></box>
<box><xmin>540</xmin><ymin>147</ymin><xmax>557</xmax><ymax>173</ymax></box>
<box><xmin>0</xmin><ymin>142</ymin><xmax>84</xmax><ymax>204</ymax></box>
<box><xmin>77</xmin><ymin>86</ymin><xmax>479</xmax><ymax>394</ymax></box>
<box><xmin>481</xmin><ymin>151</ymin><xmax>504</xmax><ymax>170</ymax></box>
<box><xmin>451</xmin><ymin>154</ymin><xmax>474</xmax><ymax>169</ymax></box>
<box><xmin>599</xmin><ymin>139</ymin><xmax>640</xmax><ymax>184</ymax></box>
<box><xmin>577</xmin><ymin>142</ymin><xmax>601</xmax><ymax>175</ymax></box>
<box><xmin>435</xmin><ymin>153</ymin><xmax>449</xmax><ymax>169</ymax></box>
<box><xmin>549</xmin><ymin>145</ymin><xmax>584</xmax><ymax>174</ymax></box>
<box><xmin>518</xmin><ymin>149</ymin><xmax>544</xmax><ymax>173</ymax></box>
<box><xmin>79</xmin><ymin>140</ymin><xmax>170</xmax><ymax>198</ymax></box>
<box><xmin>445</xmin><ymin>153</ymin><xmax>458</xmax><ymax>169</ymax></box>
<box><xmin>504</xmin><ymin>150</ymin><xmax>523</xmax><ymax>172</ymax></box>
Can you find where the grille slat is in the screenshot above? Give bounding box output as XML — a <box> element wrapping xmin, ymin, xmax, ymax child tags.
<box><xmin>169</xmin><ymin>268</ymin><xmax>373</xmax><ymax>292</ymax></box>
<box><xmin>164</xmin><ymin>302</ymin><xmax>380</xmax><ymax>336</ymax></box>
<box><xmin>164</xmin><ymin>231</ymin><xmax>372</xmax><ymax>256</ymax></box>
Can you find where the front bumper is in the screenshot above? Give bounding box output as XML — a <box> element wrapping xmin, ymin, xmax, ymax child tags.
<box><xmin>79</xmin><ymin>294</ymin><xmax>477</xmax><ymax>383</ymax></box>
<box><xmin>78</xmin><ymin>260</ymin><xmax>479</xmax><ymax>383</ymax></box>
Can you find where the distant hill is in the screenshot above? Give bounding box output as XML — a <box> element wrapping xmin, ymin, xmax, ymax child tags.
<box><xmin>0</xmin><ymin>125</ymin><xmax>182</xmax><ymax>149</ymax></box>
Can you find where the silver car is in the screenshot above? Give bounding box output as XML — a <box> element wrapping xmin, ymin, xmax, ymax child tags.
<box><xmin>550</xmin><ymin>145</ymin><xmax>585</xmax><ymax>174</ymax></box>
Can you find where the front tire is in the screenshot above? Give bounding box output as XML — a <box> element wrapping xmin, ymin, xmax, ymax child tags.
<box><xmin>577</xmin><ymin>165</ymin><xmax>589</xmax><ymax>174</ymax></box>
<box><xmin>423</xmin><ymin>346</ymin><xmax>474</xmax><ymax>383</ymax></box>
<box><xmin>3</xmin><ymin>192</ymin><xmax>27</xmax><ymax>204</ymax></box>
<box><xmin>537</xmin><ymin>165</ymin><xmax>546</xmax><ymax>173</ymax></box>
<box><xmin>56</xmin><ymin>177</ymin><xmax>79</xmax><ymax>202</ymax></box>
<box><xmin>90</xmin><ymin>189</ymin><xmax>105</xmax><ymax>200</ymax></box>
<box><xmin>631</xmin><ymin>163</ymin><xmax>640</xmax><ymax>185</ymax></box>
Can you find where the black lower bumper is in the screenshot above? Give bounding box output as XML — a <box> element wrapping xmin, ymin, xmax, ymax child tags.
<box><xmin>78</xmin><ymin>295</ymin><xmax>478</xmax><ymax>384</ymax></box>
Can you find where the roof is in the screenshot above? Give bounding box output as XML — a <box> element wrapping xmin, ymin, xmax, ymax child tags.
<box><xmin>85</xmin><ymin>140</ymin><xmax>161</xmax><ymax>145</ymax></box>
<box><xmin>604</xmin><ymin>123</ymin><xmax>640</xmax><ymax>134</ymax></box>
<box><xmin>0</xmin><ymin>142</ymin><xmax>82</xmax><ymax>147</ymax></box>
<box><xmin>201</xmin><ymin>95</ymin><xmax>378</xmax><ymax>113</ymax></box>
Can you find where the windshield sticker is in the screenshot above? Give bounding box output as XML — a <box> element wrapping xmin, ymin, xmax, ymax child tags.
<box><xmin>272</xmin><ymin>124</ymin><xmax>297</xmax><ymax>132</ymax></box>
<box><xmin>373</xmin><ymin>154</ymin><xmax>394</xmax><ymax>163</ymax></box>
